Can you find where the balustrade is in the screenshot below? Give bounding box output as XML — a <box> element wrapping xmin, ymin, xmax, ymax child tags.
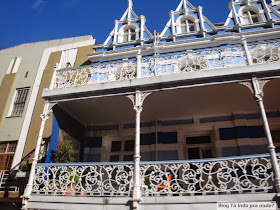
<box><xmin>52</xmin><ymin>40</ymin><xmax>280</xmax><ymax>90</ymax></box>
<box><xmin>32</xmin><ymin>154</ymin><xmax>276</xmax><ymax>197</ymax></box>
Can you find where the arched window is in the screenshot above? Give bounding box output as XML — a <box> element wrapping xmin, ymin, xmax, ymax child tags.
<box><xmin>242</xmin><ymin>10</ymin><xmax>259</xmax><ymax>25</ymax></box>
<box><xmin>122</xmin><ymin>28</ymin><xmax>136</xmax><ymax>42</ymax></box>
<box><xmin>180</xmin><ymin>19</ymin><xmax>195</xmax><ymax>33</ymax></box>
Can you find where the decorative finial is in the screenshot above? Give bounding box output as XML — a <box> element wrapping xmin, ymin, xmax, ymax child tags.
<box><xmin>128</xmin><ymin>0</ymin><xmax>133</xmax><ymax>8</ymax></box>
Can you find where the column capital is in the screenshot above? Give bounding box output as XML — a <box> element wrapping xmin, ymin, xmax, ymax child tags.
<box><xmin>127</xmin><ymin>90</ymin><xmax>152</xmax><ymax>108</ymax></box>
<box><xmin>40</xmin><ymin>102</ymin><xmax>57</xmax><ymax>120</ymax></box>
<box><xmin>239</xmin><ymin>78</ymin><xmax>270</xmax><ymax>99</ymax></box>
<box><xmin>239</xmin><ymin>81</ymin><xmax>254</xmax><ymax>93</ymax></box>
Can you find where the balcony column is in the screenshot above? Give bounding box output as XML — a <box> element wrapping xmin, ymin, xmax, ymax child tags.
<box><xmin>241</xmin><ymin>36</ymin><xmax>253</xmax><ymax>65</ymax></box>
<box><xmin>240</xmin><ymin>78</ymin><xmax>280</xmax><ymax>193</ymax></box>
<box><xmin>22</xmin><ymin>102</ymin><xmax>57</xmax><ymax>209</ymax></box>
<box><xmin>49</xmin><ymin>63</ymin><xmax>58</xmax><ymax>90</ymax></box>
<box><xmin>136</xmin><ymin>50</ymin><xmax>142</xmax><ymax>79</ymax></box>
<box><xmin>127</xmin><ymin>90</ymin><xmax>151</xmax><ymax>209</ymax></box>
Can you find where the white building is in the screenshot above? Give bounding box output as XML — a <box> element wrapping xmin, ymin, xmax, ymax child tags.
<box><xmin>23</xmin><ymin>0</ymin><xmax>280</xmax><ymax>209</ymax></box>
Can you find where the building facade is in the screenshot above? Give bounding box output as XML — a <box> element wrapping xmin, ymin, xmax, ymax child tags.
<box><xmin>0</xmin><ymin>36</ymin><xmax>95</xmax><ymax>207</ymax></box>
<box><xmin>23</xmin><ymin>0</ymin><xmax>280</xmax><ymax>209</ymax></box>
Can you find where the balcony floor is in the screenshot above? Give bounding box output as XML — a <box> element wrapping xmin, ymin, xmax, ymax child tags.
<box><xmin>27</xmin><ymin>193</ymin><xmax>278</xmax><ymax>210</ymax></box>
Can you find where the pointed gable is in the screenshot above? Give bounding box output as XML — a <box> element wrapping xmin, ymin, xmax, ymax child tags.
<box><xmin>160</xmin><ymin>0</ymin><xmax>216</xmax><ymax>40</ymax></box>
<box><xmin>224</xmin><ymin>0</ymin><xmax>280</xmax><ymax>29</ymax></box>
<box><xmin>102</xmin><ymin>0</ymin><xmax>153</xmax><ymax>49</ymax></box>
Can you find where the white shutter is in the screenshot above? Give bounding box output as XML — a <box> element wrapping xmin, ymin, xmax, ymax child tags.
<box><xmin>58</xmin><ymin>48</ymin><xmax>78</xmax><ymax>69</ymax></box>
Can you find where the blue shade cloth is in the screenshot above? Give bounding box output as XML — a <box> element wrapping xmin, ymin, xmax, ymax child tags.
<box><xmin>45</xmin><ymin>115</ymin><xmax>59</xmax><ymax>163</ymax></box>
<box><xmin>222</xmin><ymin>145</ymin><xmax>268</xmax><ymax>157</ymax></box>
<box><xmin>157</xmin><ymin>132</ymin><xmax>178</xmax><ymax>144</ymax></box>
<box><xmin>158</xmin><ymin>150</ymin><xmax>178</xmax><ymax>161</ymax></box>
<box><xmin>219</xmin><ymin>126</ymin><xmax>265</xmax><ymax>140</ymax></box>
<box><xmin>84</xmin><ymin>137</ymin><xmax>102</xmax><ymax>148</ymax></box>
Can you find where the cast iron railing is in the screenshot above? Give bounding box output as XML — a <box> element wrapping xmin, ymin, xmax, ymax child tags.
<box><xmin>32</xmin><ymin>154</ymin><xmax>276</xmax><ymax>196</ymax></box>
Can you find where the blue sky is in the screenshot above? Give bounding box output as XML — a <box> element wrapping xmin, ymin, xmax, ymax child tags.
<box><xmin>0</xmin><ymin>0</ymin><xmax>230</xmax><ymax>50</ymax></box>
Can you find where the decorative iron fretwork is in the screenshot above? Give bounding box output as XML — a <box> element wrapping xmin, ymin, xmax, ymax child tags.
<box><xmin>52</xmin><ymin>40</ymin><xmax>280</xmax><ymax>89</ymax></box>
<box><xmin>32</xmin><ymin>155</ymin><xmax>275</xmax><ymax>197</ymax></box>
<box><xmin>248</xmin><ymin>41</ymin><xmax>280</xmax><ymax>64</ymax></box>
<box><xmin>140</xmin><ymin>155</ymin><xmax>274</xmax><ymax>196</ymax></box>
<box><xmin>141</xmin><ymin>45</ymin><xmax>247</xmax><ymax>77</ymax></box>
<box><xmin>32</xmin><ymin>164</ymin><xmax>134</xmax><ymax>196</ymax></box>
<box><xmin>55</xmin><ymin>61</ymin><xmax>137</xmax><ymax>89</ymax></box>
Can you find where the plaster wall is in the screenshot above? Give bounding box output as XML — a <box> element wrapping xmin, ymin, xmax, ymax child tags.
<box><xmin>0</xmin><ymin>36</ymin><xmax>93</xmax><ymax>142</ymax></box>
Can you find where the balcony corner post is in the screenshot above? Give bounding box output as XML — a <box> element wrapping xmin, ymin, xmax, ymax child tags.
<box><xmin>251</xmin><ymin>77</ymin><xmax>280</xmax><ymax>193</ymax></box>
<box><xmin>241</xmin><ymin>36</ymin><xmax>253</xmax><ymax>65</ymax></box>
<box><xmin>49</xmin><ymin>63</ymin><xmax>58</xmax><ymax>90</ymax></box>
<box><xmin>22</xmin><ymin>101</ymin><xmax>57</xmax><ymax>209</ymax></box>
<box><xmin>127</xmin><ymin>90</ymin><xmax>152</xmax><ymax>210</ymax></box>
<box><xmin>136</xmin><ymin>50</ymin><xmax>142</xmax><ymax>79</ymax></box>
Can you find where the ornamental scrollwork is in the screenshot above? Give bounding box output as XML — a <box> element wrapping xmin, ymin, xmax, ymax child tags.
<box><xmin>32</xmin><ymin>155</ymin><xmax>274</xmax><ymax>197</ymax></box>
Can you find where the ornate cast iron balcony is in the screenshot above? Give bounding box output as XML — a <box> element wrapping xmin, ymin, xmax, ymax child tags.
<box><xmin>32</xmin><ymin>154</ymin><xmax>275</xmax><ymax>197</ymax></box>
<box><xmin>52</xmin><ymin>40</ymin><xmax>280</xmax><ymax>90</ymax></box>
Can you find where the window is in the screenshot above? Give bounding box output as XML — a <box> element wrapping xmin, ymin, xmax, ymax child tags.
<box><xmin>180</xmin><ymin>19</ymin><xmax>195</xmax><ymax>33</ymax></box>
<box><xmin>110</xmin><ymin>140</ymin><xmax>134</xmax><ymax>162</ymax></box>
<box><xmin>0</xmin><ymin>142</ymin><xmax>17</xmax><ymax>171</ymax></box>
<box><xmin>122</xmin><ymin>28</ymin><xmax>136</xmax><ymax>42</ymax></box>
<box><xmin>242</xmin><ymin>10</ymin><xmax>259</xmax><ymax>25</ymax></box>
<box><xmin>10</xmin><ymin>88</ymin><xmax>29</xmax><ymax>116</ymax></box>
<box><xmin>186</xmin><ymin>136</ymin><xmax>213</xmax><ymax>160</ymax></box>
<box><xmin>83</xmin><ymin>137</ymin><xmax>102</xmax><ymax>162</ymax></box>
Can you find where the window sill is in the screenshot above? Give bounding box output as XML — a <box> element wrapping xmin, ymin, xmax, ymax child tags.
<box><xmin>6</xmin><ymin>115</ymin><xmax>23</xmax><ymax>119</ymax></box>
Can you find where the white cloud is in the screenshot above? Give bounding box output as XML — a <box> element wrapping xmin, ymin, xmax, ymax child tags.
<box><xmin>32</xmin><ymin>0</ymin><xmax>45</xmax><ymax>9</ymax></box>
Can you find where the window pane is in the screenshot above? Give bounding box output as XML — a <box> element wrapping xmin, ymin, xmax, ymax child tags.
<box><xmin>252</xmin><ymin>16</ymin><xmax>258</xmax><ymax>23</ymax></box>
<box><xmin>0</xmin><ymin>143</ymin><xmax>7</xmax><ymax>153</ymax></box>
<box><xmin>189</xmin><ymin>25</ymin><xmax>195</xmax><ymax>32</ymax></box>
<box><xmin>110</xmin><ymin>155</ymin><xmax>119</xmax><ymax>162</ymax></box>
<box><xmin>202</xmin><ymin>149</ymin><xmax>213</xmax><ymax>158</ymax></box>
<box><xmin>111</xmin><ymin>141</ymin><xmax>122</xmax><ymax>152</ymax></box>
<box><xmin>186</xmin><ymin>136</ymin><xmax>211</xmax><ymax>144</ymax></box>
<box><xmin>158</xmin><ymin>150</ymin><xmax>178</xmax><ymax>161</ymax></box>
<box><xmin>123</xmin><ymin>155</ymin><xmax>134</xmax><ymax>161</ymax></box>
<box><xmin>7</xmin><ymin>142</ymin><xmax>17</xmax><ymax>152</ymax></box>
<box><xmin>243</xmin><ymin>17</ymin><xmax>250</xmax><ymax>25</ymax></box>
<box><xmin>3</xmin><ymin>156</ymin><xmax>13</xmax><ymax>170</ymax></box>
<box><xmin>181</xmin><ymin>26</ymin><xmax>187</xmax><ymax>33</ymax></box>
<box><xmin>130</xmin><ymin>34</ymin><xmax>136</xmax><ymax>40</ymax></box>
<box><xmin>123</xmin><ymin>35</ymin><xmax>128</xmax><ymax>42</ymax></box>
<box><xmin>188</xmin><ymin>148</ymin><xmax>200</xmax><ymax>159</ymax></box>
<box><xmin>11</xmin><ymin>88</ymin><xmax>29</xmax><ymax>116</ymax></box>
<box><xmin>158</xmin><ymin>132</ymin><xmax>177</xmax><ymax>144</ymax></box>
<box><xmin>125</xmin><ymin>140</ymin><xmax>134</xmax><ymax>151</ymax></box>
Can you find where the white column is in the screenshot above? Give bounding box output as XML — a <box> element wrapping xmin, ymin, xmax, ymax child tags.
<box><xmin>113</xmin><ymin>20</ymin><xmax>118</xmax><ymax>44</ymax></box>
<box><xmin>241</xmin><ymin>36</ymin><xmax>253</xmax><ymax>65</ymax></box>
<box><xmin>251</xmin><ymin>78</ymin><xmax>280</xmax><ymax>193</ymax></box>
<box><xmin>49</xmin><ymin>64</ymin><xmax>58</xmax><ymax>90</ymax></box>
<box><xmin>127</xmin><ymin>90</ymin><xmax>151</xmax><ymax>210</ymax></box>
<box><xmin>197</xmin><ymin>6</ymin><xmax>206</xmax><ymax>37</ymax></box>
<box><xmin>22</xmin><ymin>102</ymin><xmax>56</xmax><ymax>209</ymax></box>
<box><xmin>136</xmin><ymin>50</ymin><xmax>142</xmax><ymax>79</ymax></box>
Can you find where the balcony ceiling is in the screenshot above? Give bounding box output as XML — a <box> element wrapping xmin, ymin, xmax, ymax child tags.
<box><xmin>57</xmin><ymin>79</ymin><xmax>280</xmax><ymax>126</ymax></box>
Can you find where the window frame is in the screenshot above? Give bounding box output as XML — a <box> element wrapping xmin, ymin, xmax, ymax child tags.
<box><xmin>118</xmin><ymin>24</ymin><xmax>138</xmax><ymax>43</ymax></box>
<box><xmin>8</xmin><ymin>87</ymin><xmax>30</xmax><ymax>117</ymax></box>
<box><xmin>185</xmin><ymin>135</ymin><xmax>214</xmax><ymax>160</ymax></box>
<box><xmin>239</xmin><ymin>6</ymin><xmax>264</xmax><ymax>25</ymax></box>
<box><xmin>176</xmin><ymin>15</ymin><xmax>197</xmax><ymax>34</ymax></box>
<box><xmin>180</xmin><ymin>19</ymin><xmax>196</xmax><ymax>33</ymax></box>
